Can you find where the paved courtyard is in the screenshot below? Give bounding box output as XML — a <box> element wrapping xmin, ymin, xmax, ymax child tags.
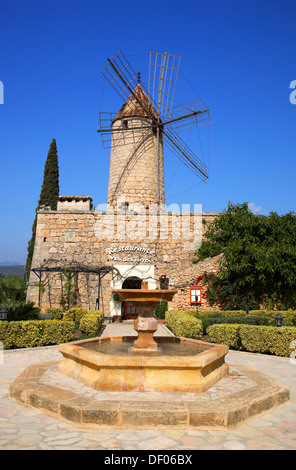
<box><xmin>0</xmin><ymin>323</ymin><xmax>296</xmax><ymax>450</ymax></box>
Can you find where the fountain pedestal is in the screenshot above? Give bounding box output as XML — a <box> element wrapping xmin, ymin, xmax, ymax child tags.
<box><xmin>112</xmin><ymin>289</ymin><xmax>178</xmax><ymax>352</ymax></box>
<box><xmin>133</xmin><ymin>302</ymin><xmax>159</xmax><ymax>352</ymax></box>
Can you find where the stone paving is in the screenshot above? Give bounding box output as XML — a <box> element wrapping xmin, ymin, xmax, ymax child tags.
<box><xmin>1</xmin><ymin>323</ymin><xmax>296</xmax><ymax>450</ymax></box>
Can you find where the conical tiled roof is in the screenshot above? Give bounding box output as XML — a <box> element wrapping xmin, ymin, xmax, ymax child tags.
<box><xmin>113</xmin><ymin>84</ymin><xmax>157</xmax><ymax>122</ymax></box>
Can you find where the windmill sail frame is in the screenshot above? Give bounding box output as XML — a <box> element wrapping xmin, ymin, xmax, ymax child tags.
<box><xmin>98</xmin><ymin>50</ymin><xmax>212</xmax><ymax>196</ymax></box>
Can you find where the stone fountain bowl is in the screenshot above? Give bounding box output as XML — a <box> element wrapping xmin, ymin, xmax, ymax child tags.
<box><xmin>58</xmin><ymin>336</ymin><xmax>229</xmax><ymax>393</ymax></box>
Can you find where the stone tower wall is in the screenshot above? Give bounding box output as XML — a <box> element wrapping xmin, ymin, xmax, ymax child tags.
<box><xmin>107</xmin><ymin>118</ymin><xmax>165</xmax><ymax>210</ymax></box>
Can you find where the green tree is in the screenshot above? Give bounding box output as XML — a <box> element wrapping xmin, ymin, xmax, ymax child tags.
<box><xmin>194</xmin><ymin>203</ymin><xmax>296</xmax><ymax>310</ymax></box>
<box><xmin>25</xmin><ymin>139</ymin><xmax>60</xmax><ymax>279</ymax></box>
<box><xmin>0</xmin><ymin>274</ymin><xmax>27</xmax><ymax>305</ymax></box>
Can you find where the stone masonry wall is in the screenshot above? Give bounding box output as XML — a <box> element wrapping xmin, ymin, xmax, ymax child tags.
<box><xmin>108</xmin><ymin>118</ymin><xmax>165</xmax><ymax>210</ymax></box>
<box><xmin>26</xmin><ymin>209</ymin><xmax>220</xmax><ymax>314</ymax></box>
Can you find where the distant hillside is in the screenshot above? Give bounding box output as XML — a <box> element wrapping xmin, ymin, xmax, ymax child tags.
<box><xmin>0</xmin><ymin>265</ymin><xmax>25</xmax><ymax>278</ymax></box>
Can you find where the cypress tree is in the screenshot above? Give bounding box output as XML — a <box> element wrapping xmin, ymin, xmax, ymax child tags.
<box><xmin>25</xmin><ymin>139</ymin><xmax>60</xmax><ymax>279</ymax></box>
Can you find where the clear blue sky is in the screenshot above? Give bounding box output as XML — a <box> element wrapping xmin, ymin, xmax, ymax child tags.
<box><xmin>0</xmin><ymin>0</ymin><xmax>295</xmax><ymax>263</ymax></box>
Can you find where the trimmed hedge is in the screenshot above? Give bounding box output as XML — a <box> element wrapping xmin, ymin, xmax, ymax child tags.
<box><xmin>0</xmin><ymin>320</ymin><xmax>75</xmax><ymax>350</ymax></box>
<box><xmin>249</xmin><ymin>310</ymin><xmax>296</xmax><ymax>326</ymax></box>
<box><xmin>44</xmin><ymin>307</ymin><xmax>64</xmax><ymax>320</ymax></box>
<box><xmin>197</xmin><ymin>309</ymin><xmax>296</xmax><ymax>326</ymax></box>
<box><xmin>199</xmin><ymin>313</ymin><xmax>268</xmax><ymax>334</ymax></box>
<box><xmin>79</xmin><ymin>311</ymin><xmax>104</xmax><ymax>337</ymax></box>
<box><xmin>207</xmin><ymin>324</ymin><xmax>242</xmax><ymax>350</ymax></box>
<box><xmin>63</xmin><ymin>308</ymin><xmax>88</xmax><ymax>322</ymax></box>
<box><xmin>197</xmin><ymin>310</ymin><xmax>246</xmax><ymax>317</ymax></box>
<box><xmin>207</xmin><ymin>323</ymin><xmax>296</xmax><ymax>357</ymax></box>
<box><xmin>165</xmin><ymin>310</ymin><xmax>203</xmax><ymax>340</ymax></box>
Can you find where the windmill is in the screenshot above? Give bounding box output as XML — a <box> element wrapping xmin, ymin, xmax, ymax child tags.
<box><xmin>97</xmin><ymin>51</ymin><xmax>213</xmax><ymax>210</ymax></box>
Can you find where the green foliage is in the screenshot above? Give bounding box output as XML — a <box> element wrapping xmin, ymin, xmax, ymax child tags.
<box><xmin>194</xmin><ymin>203</ymin><xmax>296</xmax><ymax>310</ymax></box>
<box><xmin>26</xmin><ymin>139</ymin><xmax>60</xmax><ymax>279</ymax></box>
<box><xmin>38</xmin><ymin>139</ymin><xmax>60</xmax><ymax>211</ymax></box>
<box><xmin>154</xmin><ymin>302</ymin><xmax>168</xmax><ymax>319</ymax></box>
<box><xmin>64</xmin><ymin>307</ymin><xmax>88</xmax><ymax>322</ymax></box>
<box><xmin>165</xmin><ymin>310</ymin><xmax>203</xmax><ymax>339</ymax></box>
<box><xmin>0</xmin><ymin>275</ymin><xmax>26</xmax><ymax>304</ymax></box>
<box><xmin>207</xmin><ymin>323</ymin><xmax>296</xmax><ymax>357</ymax></box>
<box><xmin>249</xmin><ymin>310</ymin><xmax>296</xmax><ymax>326</ymax></box>
<box><xmin>79</xmin><ymin>312</ymin><xmax>104</xmax><ymax>337</ymax></box>
<box><xmin>60</xmin><ymin>268</ymin><xmax>77</xmax><ymax>310</ymax></box>
<box><xmin>207</xmin><ymin>324</ymin><xmax>242</xmax><ymax>350</ymax></box>
<box><xmin>199</xmin><ymin>313</ymin><xmax>268</xmax><ymax>334</ymax></box>
<box><xmin>2</xmin><ymin>301</ymin><xmax>40</xmax><ymax>321</ymax></box>
<box><xmin>44</xmin><ymin>307</ymin><xmax>64</xmax><ymax>320</ymax></box>
<box><xmin>0</xmin><ymin>320</ymin><xmax>74</xmax><ymax>349</ymax></box>
<box><xmin>197</xmin><ymin>309</ymin><xmax>295</xmax><ymax>331</ymax></box>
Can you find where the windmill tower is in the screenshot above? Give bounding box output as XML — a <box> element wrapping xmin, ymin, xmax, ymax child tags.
<box><xmin>107</xmin><ymin>81</ymin><xmax>165</xmax><ymax>211</ymax></box>
<box><xmin>98</xmin><ymin>51</ymin><xmax>212</xmax><ymax>211</ymax></box>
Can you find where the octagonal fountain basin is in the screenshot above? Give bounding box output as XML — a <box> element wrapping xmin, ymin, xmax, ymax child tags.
<box><xmin>58</xmin><ymin>336</ymin><xmax>229</xmax><ymax>393</ymax></box>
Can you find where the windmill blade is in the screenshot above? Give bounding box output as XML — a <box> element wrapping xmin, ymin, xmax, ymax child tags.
<box><xmin>148</xmin><ymin>52</ymin><xmax>181</xmax><ymax>117</ymax></box>
<box><xmin>163</xmin><ymin>127</ymin><xmax>208</xmax><ymax>182</ymax></box>
<box><xmin>97</xmin><ymin>112</ymin><xmax>155</xmax><ymax>149</ymax></box>
<box><xmin>101</xmin><ymin>50</ymin><xmax>157</xmax><ymax>122</ymax></box>
<box><xmin>97</xmin><ymin>112</ymin><xmax>117</xmax><ymax>148</ymax></box>
<box><xmin>102</xmin><ymin>51</ymin><xmax>139</xmax><ymax>102</ymax></box>
<box><xmin>161</xmin><ymin>98</ymin><xmax>213</xmax><ymax>133</ymax></box>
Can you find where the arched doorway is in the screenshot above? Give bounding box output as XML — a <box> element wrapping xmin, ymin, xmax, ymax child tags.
<box><xmin>122</xmin><ymin>276</ymin><xmax>141</xmax><ymax>319</ymax></box>
<box><xmin>122</xmin><ymin>276</ymin><xmax>142</xmax><ymax>290</ymax></box>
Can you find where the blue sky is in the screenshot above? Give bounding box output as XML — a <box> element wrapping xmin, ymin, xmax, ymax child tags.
<box><xmin>0</xmin><ymin>0</ymin><xmax>295</xmax><ymax>263</ymax></box>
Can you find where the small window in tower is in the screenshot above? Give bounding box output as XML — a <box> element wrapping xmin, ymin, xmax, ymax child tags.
<box><xmin>122</xmin><ymin>119</ymin><xmax>128</xmax><ymax>129</ymax></box>
<box><xmin>119</xmin><ymin>201</ymin><xmax>129</xmax><ymax>212</ymax></box>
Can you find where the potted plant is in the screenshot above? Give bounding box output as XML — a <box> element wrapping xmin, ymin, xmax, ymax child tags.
<box><xmin>112</xmin><ymin>291</ymin><xmax>122</xmax><ymax>323</ymax></box>
<box><xmin>154</xmin><ymin>302</ymin><xmax>168</xmax><ymax>324</ymax></box>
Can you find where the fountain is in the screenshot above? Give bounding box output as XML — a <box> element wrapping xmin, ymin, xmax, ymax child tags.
<box><xmin>57</xmin><ymin>289</ymin><xmax>230</xmax><ymax>392</ymax></box>
<box><xmin>9</xmin><ymin>287</ymin><xmax>290</xmax><ymax>430</ymax></box>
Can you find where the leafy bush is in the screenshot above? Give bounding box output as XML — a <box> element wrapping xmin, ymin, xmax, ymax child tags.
<box><xmin>44</xmin><ymin>307</ymin><xmax>64</xmax><ymax>320</ymax></box>
<box><xmin>199</xmin><ymin>313</ymin><xmax>268</xmax><ymax>334</ymax></box>
<box><xmin>2</xmin><ymin>301</ymin><xmax>40</xmax><ymax>321</ymax></box>
<box><xmin>239</xmin><ymin>325</ymin><xmax>296</xmax><ymax>356</ymax></box>
<box><xmin>165</xmin><ymin>310</ymin><xmax>203</xmax><ymax>339</ymax></box>
<box><xmin>207</xmin><ymin>324</ymin><xmax>242</xmax><ymax>350</ymax></box>
<box><xmin>249</xmin><ymin>310</ymin><xmax>296</xmax><ymax>326</ymax></box>
<box><xmin>197</xmin><ymin>310</ymin><xmax>246</xmax><ymax>317</ymax></box>
<box><xmin>79</xmin><ymin>312</ymin><xmax>104</xmax><ymax>337</ymax></box>
<box><xmin>64</xmin><ymin>308</ymin><xmax>88</xmax><ymax>322</ymax></box>
<box><xmin>0</xmin><ymin>274</ymin><xmax>26</xmax><ymax>304</ymax></box>
<box><xmin>0</xmin><ymin>320</ymin><xmax>75</xmax><ymax>349</ymax></box>
<box><xmin>183</xmin><ymin>309</ymin><xmax>198</xmax><ymax>316</ymax></box>
<box><xmin>154</xmin><ymin>302</ymin><xmax>168</xmax><ymax>319</ymax></box>
<box><xmin>194</xmin><ymin>203</ymin><xmax>296</xmax><ymax>310</ymax></box>
<box><xmin>207</xmin><ymin>323</ymin><xmax>296</xmax><ymax>357</ymax></box>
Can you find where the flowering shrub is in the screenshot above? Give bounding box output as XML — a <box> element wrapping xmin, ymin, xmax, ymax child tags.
<box><xmin>193</xmin><ymin>203</ymin><xmax>296</xmax><ymax>310</ymax></box>
<box><xmin>202</xmin><ymin>272</ymin><xmax>260</xmax><ymax>311</ymax></box>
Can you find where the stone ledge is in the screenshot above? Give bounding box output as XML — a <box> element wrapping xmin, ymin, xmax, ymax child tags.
<box><xmin>9</xmin><ymin>362</ymin><xmax>290</xmax><ymax>430</ymax></box>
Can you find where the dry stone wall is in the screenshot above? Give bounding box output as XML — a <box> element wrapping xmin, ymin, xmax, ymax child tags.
<box><xmin>26</xmin><ymin>209</ymin><xmax>220</xmax><ymax>314</ymax></box>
